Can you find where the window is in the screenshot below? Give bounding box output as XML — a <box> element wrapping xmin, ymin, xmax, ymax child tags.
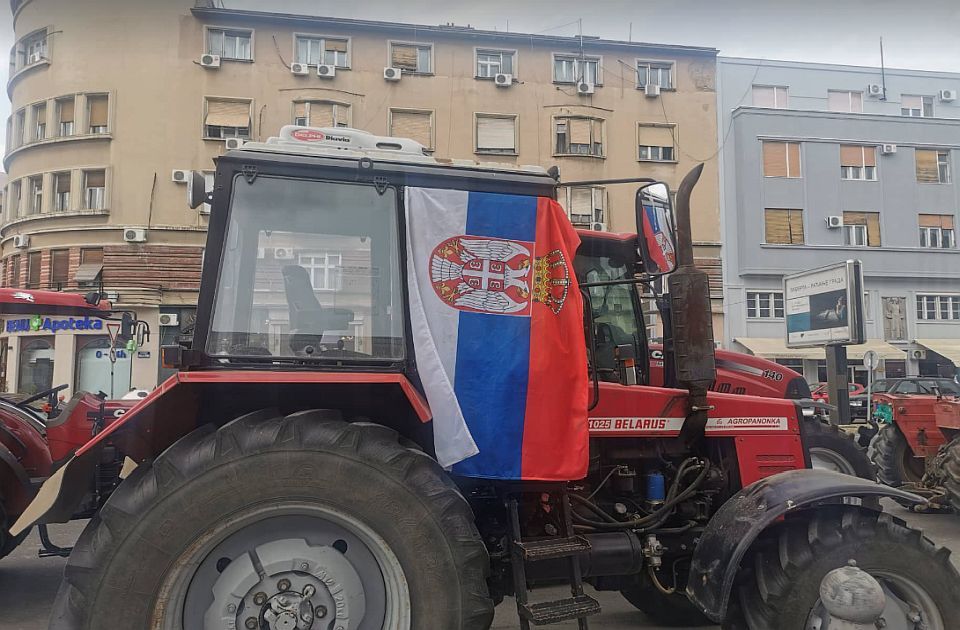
<box><xmin>204</xmin><ymin>98</ymin><xmax>251</xmax><ymax>139</ymax></box>
<box><xmin>57</xmin><ymin>97</ymin><xmax>74</xmax><ymax>137</ymax></box>
<box><xmin>901</xmin><ymin>95</ymin><xmax>934</xmax><ymax>117</ymax></box>
<box><xmin>746</xmin><ymin>291</ymin><xmax>785</xmax><ymax>319</ymax></box>
<box><xmin>293</xmin><ymin>101</ymin><xmax>350</xmax><ymax>128</ymax></box>
<box><xmin>476</xmin><ymin>49</ymin><xmax>514</xmax><ymax>78</ymax></box>
<box><xmin>206</xmin><ymin>28</ymin><xmax>252</xmax><ymax>61</ymax></box>
<box><xmin>80</xmin><ymin>247</ymin><xmax>103</xmax><ymax>265</ymax></box>
<box><xmin>762</xmin><ymin>141</ymin><xmax>802</xmax><ymax>177</ymax></box>
<box><xmin>298</xmin><ymin>251</ymin><xmax>342</xmax><ymax>290</ymax></box>
<box><xmin>637</xmin><ymin>124</ymin><xmax>675</xmax><ymax>162</ymax></box>
<box><xmin>87</xmin><ymin>95</ymin><xmax>108</xmax><ymax>134</ymax></box>
<box><xmin>555</xmin><ymin>116</ymin><xmax>604</xmax><ymax>157</ymax></box>
<box><xmin>475</xmin><ymin>114</ymin><xmax>517</xmax><ymax>154</ymax></box>
<box><xmin>84</xmin><ymin>170</ymin><xmax>106</xmax><ymax>210</ymax></box>
<box><xmin>764</xmin><ymin>208</ymin><xmax>804</xmax><ymax>244</ymax></box>
<box><xmin>16</xmin><ymin>29</ymin><xmax>46</xmax><ymax>69</ymax></box>
<box><xmin>840</xmin><ymin>145</ymin><xmax>877</xmax><ymax>180</ymax></box>
<box><xmin>54</xmin><ymin>172</ymin><xmax>70</xmax><ymax>212</ymax></box>
<box><xmin>753</xmin><ymin>85</ymin><xmax>788</xmax><ymax>108</ymax></box>
<box><xmin>26</xmin><ymin>250</ymin><xmax>40</xmax><ymax>288</ymax></box>
<box><xmin>13</xmin><ymin>109</ymin><xmax>24</xmax><ymax>147</ymax></box>
<box><xmin>553</xmin><ymin>54</ymin><xmax>600</xmax><ymax>85</ymax></box>
<box><xmin>916</xmin><ymin>295</ymin><xmax>960</xmax><ymax>321</ymax></box>
<box><xmin>563</xmin><ymin>186</ymin><xmax>605</xmax><ymax>226</ymax></box>
<box><xmin>916</xmin><ymin>149</ymin><xmax>951</xmax><ymax>183</ymax></box>
<box><xmin>842</xmin><ymin>212</ymin><xmax>880</xmax><ymax>247</ymax></box>
<box><xmin>637</xmin><ymin>61</ymin><xmax>673</xmax><ymax>89</ymax></box>
<box><xmin>389</xmin><ymin>109</ymin><xmax>433</xmax><ymax>150</ymax></box>
<box><xmin>390</xmin><ymin>42</ymin><xmax>432</xmax><ymax>74</ymax></box>
<box><xmin>50</xmin><ymin>249</ymin><xmax>69</xmax><ymax>286</ymax></box>
<box><xmin>294</xmin><ymin>35</ymin><xmax>349</xmax><ymax>67</ymax></box>
<box><xmin>827</xmin><ymin>90</ymin><xmax>863</xmax><ymax>113</ymax></box>
<box><xmin>18</xmin><ymin>337</ymin><xmax>54</xmax><ymax>395</ymax></box>
<box><xmin>75</xmin><ymin>337</ymin><xmax>132</xmax><ymax>398</ymax></box>
<box><xmin>919</xmin><ymin>214</ymin><xmax>956</xmax><ymax>248</ymax></box>
<box><xmin>9</xmin><ymin>255</ymin><xmax>20</xmax><ymax>287</ymax></box>
<box><xmin>9</xmin><ymin>181</ymin><xmax>21</xmax><ymax>219</ymax></box>
<box><xmin>27</xmin><ymin>175</ymin><xmax>42</xmax><ymax>215</ymax></box>
<box><xmin>32</xmin><ymin>102</ymin><xmax>45</xmax><ymax>141</ymax></box>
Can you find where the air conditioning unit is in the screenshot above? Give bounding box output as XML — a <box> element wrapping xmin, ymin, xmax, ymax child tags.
<box><xmin>171</xmin><ymin>169</ymin><xmax>190</xmax><ymax>184</ymax></box>
<box><xmin>826</xmin><ymin>216</ymin><xmax>843</xmax><ymax>229</ymax></box>
<box><xmin>384</xmin><ymin>67</ymin><xmax>402</xmax><ymax>81</ymax></box>
<box><xmin>123</xmin><ymin>228</ymin><xmax>147</xmax><ymax>243</ymax></box>
<box><xmin>577</xmin><ymin>81</ymin><xmax>595</xmax><ymax>95</ymax></box>
<box><xmin>644</xmin><ymin>83</ymin><xmax>661</xmax><ymax>98</ymax></box>
<box><xmin>940</xmin><ymin>89</ymin><xmax>958</xmax><ymax>102</ymax></box>
<box><xmin>158</xmin><ymin>313</ymin><xmax>180</xmax><ymax>327</ymax></box>
<box><xmin>290</xmin><ymin>62</ymin><xmax>310</xmax><ymax>76</ymax></box>
<box><xmin>494</xmin><ymin>73</ymin><xmax>513</xmax><ymax>87</ymax></box>
<box><xmin>273</xmin><ymin>247</ymin><xmax>294</xmax><ymax>260</ymax></box>
<box><xmin>912</xmin><ymin>349</ymin><xmax>926</xmax><ymax>360</ymax></box>
<box><xmin>881</xmin><ymin>143</ymin><xmax>897</xmax><ymax>155</ymax></box>
<box><xmin>12</xmin><ymin>234</ymin><xmax>29</xmax><ymax>249</ymax></box>
<box><xmin>27</xmin><ymin>52</ymin><xmax>42</xmax><ymax>64</ymax></box>
<box><xmin>866</xmin><ymin>83</ymin><xmax>883</xmax><ymax>97</ymax></box>
<box><xmin>199</xmin><ymin>54</ymin><xmax>221</xmax><ymax>69</ymax></box>
<box><xmin>317</xmin><ymin>64</ymin><xmax>336</xmax><ymax>78</ymax></box>
<box><xmin>591</xmin><ymin>222</ymin><xmax>607</xmax><ymax>232</ymax></box>
<box><xmin>224</xmin><ymin>137</ymin><xmax>245</xmax><ymax>150</ymax></box>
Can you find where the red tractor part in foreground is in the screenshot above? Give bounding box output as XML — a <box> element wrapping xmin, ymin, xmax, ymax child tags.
<box><xmin>14</xmin><ymin>127</ymin><xmax>960</xmax><ymax>630</ymax></box>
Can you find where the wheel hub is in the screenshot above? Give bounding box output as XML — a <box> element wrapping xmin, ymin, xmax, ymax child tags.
<box><xmin>204</xmin><ymin>538</ymin><xmax>365</xmax><ymax>630</ymax></box>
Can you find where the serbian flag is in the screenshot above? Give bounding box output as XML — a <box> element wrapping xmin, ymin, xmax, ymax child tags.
<box><xmin>641</xmin><ymin>203</ymin><xmax>676</xmax><ymax>272</ymax></box>
<box><xmin>405</xmin><ymin>187</ymin><xmax>589</xmax><ymax>480</ymax></box>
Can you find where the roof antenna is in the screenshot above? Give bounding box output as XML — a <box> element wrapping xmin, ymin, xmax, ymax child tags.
<box><xmin>879</xmin><ymin>37</ymin><xmax>888</xmax><ymax>101</ymax></box>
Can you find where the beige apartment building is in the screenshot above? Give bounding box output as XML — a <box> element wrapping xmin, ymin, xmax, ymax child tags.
<box><xmin>0</xmin><ymin>0</ymin><xmax>722</xmax><ymax>395</ymax></box>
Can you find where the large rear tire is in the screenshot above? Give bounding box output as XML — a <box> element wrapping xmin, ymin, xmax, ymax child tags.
<box><xmin>50</xmin><ymin>410</ymin><xmax>494</xmax><ymax>630</ymax></box>
<box><xmin>726</xmin><ymin>506</ymin><xmax>960</xmax><ymax>630</ymax></box>
<box><xmin>868</xmin><ymin>423</ymin><xmax>924</xmax><ymax>486</ymax></box>
<box><xmin>0</xmin><ymin>500</ymin><xmax>28</xmax><ymax>560</ymax></box>
<box><xmin>802</xmin><ymin>416</ymin><xmax>874</xmax><ymax>479</ymax></box>
<box><xmin>933</xmin><ymin>435</ymin><xmax>960</xmax><ymax>512</ymax></box>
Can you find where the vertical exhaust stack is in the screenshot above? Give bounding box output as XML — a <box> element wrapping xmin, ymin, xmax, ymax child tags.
<box><xmin>669</xmin><ymin>164</ymin><xmax>717</xmax><ymax>443</ymax></box>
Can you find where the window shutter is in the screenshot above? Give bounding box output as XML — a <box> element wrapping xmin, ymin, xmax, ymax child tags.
<box><xmin>916</xmin><ymin>149</ymin><xmax>939</xmax><ymax>182</ymax></box>
<box><xmin>88</xmin><ymin>95</ymin><xmax>108</xmax><ymax>127</ymax></box>
<box><xmin>752</xmin><ymin>86</ymin><xmax>775</xmax><ymax>107</ymax></box>
<box><xmin>391</xmin><ymin>110</ymin><xmax>432</xmax><ymax>148</ymax></box>
<box><xmin>840</xmin><ymin>145</ymin><xmax>864</xmax><ymax>167</ymax></box>
<box><xmin>205</xmin><ymin>100</ymin><xmax>250</xmax><ymax>128</ymax></box>
<box><xmin>476</xmin><ymin>116</ymin><xmax>515</xmax><ymax>151</ymax></box>
<box><xmin>788</xmin><ymin>210</ymin><xmax>804</xmax><ymax>243</ymax></box>
<box><xmin>51</xmin><ymin>249</ymin><xmax>69</xmax><ymax>282</ymax></box>
<box><xmin>764</xmin><ymin>209</ymin><xmax>790</xmax><ymax>243</ymax></box>
<box><xmin>866</xmin><ymin>213</ymin><xmax>881</xmax><ymax>246</ymax></box>
<box><xmin>58</xmin><ymin>99</ymin><xmax>75</xmax><ymax>123</ymax></box>
<box><xmin>762</xmin><ymin>142</ymin><xmax>787</xmax><ymax>177</ymax></box>
<box><xmin>638</xmin><ymin>124</ymin><xmax>674</xmax><ymax>148</ymax></box>
<box><xmin>326</xmin><ymin>39</ymin><xmax>347</xmax><ymax>53</ymax></box>
<box><xmin>843</xmin><ymin>211</ymin><xmax>866</xmax><ymax>225</ymax></box>
<box><xmin>294</xmin><ymin>102</ymin><xmax>306</xmax><ymax>120</ymax></box>
<box><xmin>787</xmin><ymin>143</ymin><xmax>801</xmax><ymax>176</ymax></box>
<box><xmin>569</xmin><ymin>118</ymin><xmax>591</xmax><ymax>144</ymax></box>
<box><xmin>85</xmin><ymin>171</ymin><xmax>105</xmax><ymax>188</ymax></box>
<box><xmin>55</xmin><ymin>172</ymin><xmax>70</xmax><ymax>192</ymax></box>
<box><xmin>862</xmin><ymin>146</ymin><xmax>876</xmax><ymax>167</ymax></box>
<box><xmin>570</xmin><ymin>187</ymin><xmax>592</xmax><ymax>217</ymax></box>
<box><xmin>919</xmin><ymin>214</ymin><xmax>955</xmax><ymax>229</ymax></box>
<box><xmin>391</xmin><ymin>44</ymin><xmax>418</xmax><ymax>70</ymax></box>
<box><xmin>851</xmin><ymin>92</ymin><xmax>863</xmax><ymax>112</ymax></box>
<box><xmin>308</xmin><ymin>102</ymin><xmax>335</xmax><ymax>128</ymax></box>
<box><xmin>827</xmin><ymin>91</ymin><xmax>847</xmax><ymax>111</ymax></box>
<box><xmin>902</xmin><ymin>95</ymin><xmax>921</xmax><ymax>110</ymax></box>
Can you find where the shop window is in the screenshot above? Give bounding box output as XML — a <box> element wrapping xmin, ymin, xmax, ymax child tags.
<box><xmin>18</xmin><ymin>336</ymin><xmax>54</xmax><ymax>394</ymax></box>
<box><xmin>75</xmin><ymin>336</ymin><xmax>131</xmax><ymax>398</ymax></box>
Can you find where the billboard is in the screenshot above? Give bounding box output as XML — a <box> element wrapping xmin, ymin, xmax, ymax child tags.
<box><xmin>784</xmin><ymin>260</ymin><xmax>865</xmax><ymax>348</ymax></box>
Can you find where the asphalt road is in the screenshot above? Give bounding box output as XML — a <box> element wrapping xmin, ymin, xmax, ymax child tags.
<box><xmin>1</xmin><ymin>502</ymin><xmax>958</xmax><ymax>630</ymax></box>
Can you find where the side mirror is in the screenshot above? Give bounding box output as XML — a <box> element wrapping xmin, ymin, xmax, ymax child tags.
<box><xmin>187</xmin><ymin>170</ymin><xmax>209</xmax><ymax>210</ymax></box>
<box><xmin>635</xmin><ymin>182</ymin><xmax>677</xmax><ymax>276</ymax></box>
<box><xmin>83</xmin><ymin>291</ymin><xmax>102</xmax><ymax>306</ymax></box>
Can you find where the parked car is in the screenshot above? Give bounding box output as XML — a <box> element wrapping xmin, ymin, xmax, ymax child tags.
<box><xmin>811</xmin><ymin>381</ymin><xmax>865</xmax><ymax>403</ymax></box>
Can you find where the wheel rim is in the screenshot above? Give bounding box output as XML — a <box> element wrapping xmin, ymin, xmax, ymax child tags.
<box><xmin>806</xmin><ymin>569</ymin><xmax>944</xmax><ymax>630</ymax></box>
<box><xmin>809</xmin><ymin>447</ymin><xmax>857</xmax><ymax>476</ymax></box>
<box><xmin>898</xmin><ymin>442</ymin><xmax>926</xmax><ymax>483</ymax></box>
<box><xmin>153</xmin><ymin>501</ymin><xmax>410</xmax><ymax>630</ymax></box>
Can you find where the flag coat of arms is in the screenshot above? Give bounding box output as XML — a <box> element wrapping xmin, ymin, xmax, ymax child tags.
<box><xmin>405</xmin><ymin>187</ymin><xmax>589</xmax><ymax>480</ymax></box>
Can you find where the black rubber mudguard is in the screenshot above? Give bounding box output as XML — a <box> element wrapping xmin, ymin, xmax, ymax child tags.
<box><xmin>686</xmin><ymin>469</ymin><xmax>923</xmax><ymax>622</ymax></box>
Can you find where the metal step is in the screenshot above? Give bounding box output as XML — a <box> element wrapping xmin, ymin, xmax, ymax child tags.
<box><xmin>519</xmin><ymin>595</ymin><xmax>601</xmax><ymax>625</ymax></box>
<box><xmin>515</xmin><ymin>535</ymin><xmax>592</xmax><ymax>561</ymax></box>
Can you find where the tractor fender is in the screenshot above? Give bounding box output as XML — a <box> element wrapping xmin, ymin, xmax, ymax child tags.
<box><xmin>11</xmin><ymin>370</ymin><xmax>432</xmax><ymax>537</ymax></box>
<box><xmin>685</xmin><ymin>468</ymin><xmax>924</xmax><ymax>623</ymax></box>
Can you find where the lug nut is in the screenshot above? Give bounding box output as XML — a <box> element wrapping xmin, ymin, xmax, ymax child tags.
<box><xmin>277</xmin><ymin>578</ymin><xmax>291</xmax><ymax>591</ymax></box>
<box><xmin>253</xmin><ymin>592</ymin><xmax>267</xmax><ymax>606</ymax></box>
<box><xmin>245</xmin><ymin>618</ymin><xmax>258</xmax><ymax>629</ymax></box>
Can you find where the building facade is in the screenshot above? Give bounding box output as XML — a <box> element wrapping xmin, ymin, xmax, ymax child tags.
<box><xmin>719</xmin><ymin>57</ymin><xmax>960</xmax><ymax>384</ymax></box>
<box><xmin>1</xmin><ymin>0</ymin><xmax>722</xmax><ymax>395</ymax></box>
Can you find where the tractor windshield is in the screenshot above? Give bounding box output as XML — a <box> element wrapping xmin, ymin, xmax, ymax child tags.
<box><xmin>207</xmin><ymin>175</ymin><xmax>405</xmax><ymax>360</ymax></box>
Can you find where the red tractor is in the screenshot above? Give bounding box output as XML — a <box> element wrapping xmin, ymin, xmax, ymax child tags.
<box><xmin>13</xmin><ymin>127</ymin><xmax>960</xmax><ymax>630</ymax></box>
<box><xmin>0</xmin><ymin>289</ymin><xmax>141</xmax><ymax>560</ymax></box>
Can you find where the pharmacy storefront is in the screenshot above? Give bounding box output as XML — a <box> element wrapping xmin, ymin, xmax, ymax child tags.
<box><xmin>0</xmin><ymin>312</ymin><xmax>159</xmax><ymax>398</ymax></box>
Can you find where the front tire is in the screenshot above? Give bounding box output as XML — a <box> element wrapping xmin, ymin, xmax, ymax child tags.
<box><xmin>868</xmin><ymin>424</ymin><xmax>924</xmax><ymax>486</ymax></box>
<box><xmin>933</xmin><ymin>435</ymin><xmax>960</xmax><ymax>512</ymax></box>
<box><xmin>802</xmin><ymin>416</ymin><xmax>874</xmax><ymax>479</ymax></box>
<box><xmin>0</xmin><ymin>499</ymin><xmax>28</xmax><ymax>560</ymax></box>
<box><xmin>727</xmin><ymin>506</ymin><xmax>960</xmax><ymax>630</ymax></box>
<box><xmin>51</xmin><ymin>410</ymin><xmax>494</xmax><ymax>630</ymax></box>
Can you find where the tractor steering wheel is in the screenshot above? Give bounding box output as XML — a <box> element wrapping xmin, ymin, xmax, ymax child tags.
<box><xmin>18</xmin><ymin>383</ymin><xmax>70</xmax><ymax>408</ymax></box>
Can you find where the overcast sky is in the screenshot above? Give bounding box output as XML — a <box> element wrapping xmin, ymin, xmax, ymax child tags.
<box><xmin>0</xmin><ymin>0</ymin><xmax>958</xmax><ymax>158</ymax></box>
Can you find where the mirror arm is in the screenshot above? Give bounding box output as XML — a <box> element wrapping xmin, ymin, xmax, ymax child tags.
<box><xmin>674</xmin><ymin>163</ymin><xmax>704</xmax><ymax>268</ymax></box>
<box><xmin>558</xmin><ymin>176</ymin><xmax>659</xmax><ymax>187</ymax></box>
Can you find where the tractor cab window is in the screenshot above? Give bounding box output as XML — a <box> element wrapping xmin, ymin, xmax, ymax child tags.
<box><xmin>207</xmin><ymin>175</ymin><xmax>404</xmax><ymax>361</ymax></box>
<box><xmin>574</xmin><ymin>252</ymin><xmax>646</xmax><ymax>383</ymax></box>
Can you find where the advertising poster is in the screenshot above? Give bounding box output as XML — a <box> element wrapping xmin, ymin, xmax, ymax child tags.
<box><xmin>784</xmin><ymin>261</ymin><xmax>865</xmax><ymax>347</ymax></box>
